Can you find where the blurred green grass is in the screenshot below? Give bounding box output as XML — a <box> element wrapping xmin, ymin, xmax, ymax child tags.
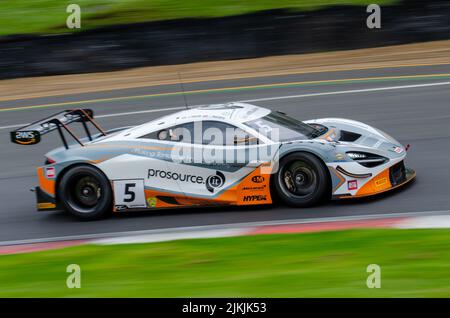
<box><xmin>0</xmin><ymin>228</ymin><xmax>449</xmax><ymax>297</ymax></box>
<box><xmin>0</xmin><ymin>0</ymin><xmax>397</xmax><ymax>36</ymax></box>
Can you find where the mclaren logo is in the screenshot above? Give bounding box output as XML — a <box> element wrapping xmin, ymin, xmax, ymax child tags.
<box><xmin>206</xmin><ymin>171</ymin><xmax>226</xmax><ymax>193</ymax></box>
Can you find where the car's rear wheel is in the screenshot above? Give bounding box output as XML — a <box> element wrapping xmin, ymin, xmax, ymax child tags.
<box><xmin>58</xmin><ymin>165</ymin><xmax>112</xmax><ymax>220</ymax></box>
<box><xmin>273</xmin><ymin>152</ymin><xmax>330</xmax><ymax>207</ymax></box>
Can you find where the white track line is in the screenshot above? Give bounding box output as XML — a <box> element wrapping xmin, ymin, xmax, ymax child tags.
<box><xmin>0</xmin><ymin>123</ymin><xmax>31</xmax><ymax>130</ymax></box>
<box><xmin>396</xmin><ymin>215</ymin><xmax>450</xmax><ymax>229</ymax></box>
<box><xmin>241</xmin><ymin>81</ymin><xmax>450</xmax><ymax>103</ymax></box>
<box><xmin>0</xmin><ymin>106</ymin><xmax>190</xmax><ymax>130</ymax></box>
<box><xmin>1</xmin><ymin>80</ymin><xmax>449</xmax><ymax>131</ymax></box>
<box><xmin>0</xmin><ymin>209</ymin><xmax>449</xmax><ymax>246</ymax></box>
<box><xmin>94</xmin><ymin>228</ymin><xmax>249</xmax><ymax>245</ymax></box>
<box><xmin>96</xmin><ymin>106</ymin><xmax>187</xmax><ymax>119</ymax></box>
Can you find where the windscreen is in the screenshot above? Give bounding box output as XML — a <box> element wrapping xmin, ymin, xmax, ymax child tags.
<box><xmin>245</xmin><ymin>111</ymin><xmax>319</xmax><ymax>142</ymax></box>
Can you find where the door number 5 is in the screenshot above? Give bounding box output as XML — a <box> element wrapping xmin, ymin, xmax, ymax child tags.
<box><xmin>124</xmin><ymin>183</ymin><xmax>136</xmax><ymax>202</ymax></box>
<box><xmin>113</xmin><ymin>179</ymin><xmax>146</xmax><ymax>208</ymax></box>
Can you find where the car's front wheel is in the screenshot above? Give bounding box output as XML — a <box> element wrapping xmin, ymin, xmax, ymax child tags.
<box><xmin>273</xmin><ymin>152</ymin><xmax>330</xmax><ymax>207</ymax></box>
<box><xmin>58</xmin><ymin>165</ymin><xmax>112</xmax><ymax>220</ymax></box>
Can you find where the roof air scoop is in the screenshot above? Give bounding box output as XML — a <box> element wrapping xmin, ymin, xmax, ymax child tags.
<box><xmin>339</xmin><ymin>130</ymin><xmax>361</xmax><ymax>142</ymax></box>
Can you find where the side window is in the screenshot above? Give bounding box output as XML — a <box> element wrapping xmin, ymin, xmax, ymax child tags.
<box><xmin>139</xmin><ymin>122</ymin><xmax>194</xmax><ymax>143</ymax></box>
<box><xmin>202</xmin><ymin>121</ymin><xmax>259</xmax><ymax>146</ymax></box>
<box><xmin>140</xmin><ymin>121</ymin><xmax>259</xmax><ymax>145</ymax></box>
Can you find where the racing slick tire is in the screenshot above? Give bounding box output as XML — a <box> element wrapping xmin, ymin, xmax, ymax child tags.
<box><xmin>274</xmin><ymin>152</ymin><xmax>330</xmax><ymax>207</ymax></box>
<box><xmin>58</xmin><ymin>165</ymin><xmax>112</xmax><ymax>220</ymax></box>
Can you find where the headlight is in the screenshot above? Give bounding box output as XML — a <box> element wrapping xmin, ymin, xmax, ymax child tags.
<box><xmin>347</xmin><ymin>152</ymin><xmax>367</xmax><ymax>160</ymax></box>
<box><xmin>346</xmin><ymin>152</ymin><xmax>388</xmax><ymax>167</ymax></box>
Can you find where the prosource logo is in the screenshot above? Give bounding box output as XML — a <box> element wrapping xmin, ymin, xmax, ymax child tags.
<box><xmin>147</xmin><ymin>169</ymin><xmax>203</xmax><ymax>184</ymax></box>
<box><xmin>206</xmin><ymin>171</ymin><xmax>226</xmax><ymax>193</ymax></box>
<box><xmin>148</xmin><ymin>169</ymin><xmax>226</xmax><ymax>193</ymax></box>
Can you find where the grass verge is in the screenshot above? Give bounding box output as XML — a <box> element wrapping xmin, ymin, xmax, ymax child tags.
<box><xmin>0</xmin><ymin>228</ymin><xmax>449</xmax><ymax>297</ymax></box>
<box><xmin>0</xmin><ymin>0</ymin><xmax>397</xmax><ymax>36</ymax></box>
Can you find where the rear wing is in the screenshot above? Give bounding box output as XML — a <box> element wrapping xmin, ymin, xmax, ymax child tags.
<box><xmin>10</xmin><ymin>109</ymin><xmax>107</xmax><ymax>149</ymax></box>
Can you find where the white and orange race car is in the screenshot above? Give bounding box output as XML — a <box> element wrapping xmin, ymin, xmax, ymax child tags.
<box><xmin>10</xmin><ymin>103</ymin><xmax>415</xmax><ymax>220</ymax></box>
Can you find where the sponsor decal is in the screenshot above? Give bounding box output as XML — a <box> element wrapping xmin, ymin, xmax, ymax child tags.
<box><xmin>242</xmin><ymin>185</ymin><xmax>266</xmax><ymax>191</ymax></box>
<box><xmin>148</xmin><ymin>169</ymin><xmax>204</xmax><ymax>184</ymax></box>
<box><xmin>45</xmin><ymin>167</ymin><xmax>56</xmax><ymax>178</ymax></box>
<box><xmin>335</xmin><ymin>153</ymin><xmax>345</xmax><ymax>161</ymax></box>
<box><xmin>206</xmin><ymin>171</ymin><xmax>226</xmax><ymax>193</ymax></box>
<box><xmin>11</xmin><ymin>130</ymin><xmax>40</xmax><ymax>145</ymax></box>
<box><xmin>243</xmin><ymin>195</ymin><xmax>267</xmax><ymax>202</ymax></box>
<box><xmin>348</xmin><ymin>180</ymin><xmax>358</xmax><ymax>191</ymax></box>
<box><xmin>393</xmin><ymin>146</ymin><xmax>404</xmax><ymax>154</ymax></box>
<box><xmin>146</xmin><ymin>196</ymin><xmax>157</xmax><ymax>208</ymax></box>
<box><xmin>251</xmin><ymin>175</ymin><xmax>265</xmax><ymax>183</ymax></box>
<box><xmin>147</xmin><ymin>169</ymin><xmax>225</xmax><ymax>193</ymax></box>
<box><xmin>375</xmin><ymin>177</ymin><xmax>388</xmax><ymax>187</ymax></box>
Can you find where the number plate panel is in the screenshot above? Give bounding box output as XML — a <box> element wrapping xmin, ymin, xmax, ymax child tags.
<box><xmin>113</xmin><ymin>179</ymin><xmax>147</xmax><ymax>209</ymax></box>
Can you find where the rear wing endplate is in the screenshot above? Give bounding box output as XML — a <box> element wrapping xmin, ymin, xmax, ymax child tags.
<box><xmin>10</xmin><ymin>109</ymin><xmax>106</xmax><ymax>149</ymax></box>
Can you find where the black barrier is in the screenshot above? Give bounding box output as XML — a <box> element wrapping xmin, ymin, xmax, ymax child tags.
<box><xmin>0</xmin><ymin>0</ymin><xmax>449</xmax><ymax>79</ymax></box>
<box><xmin>0</xmin><ymin>298</ymin><xmax>443</xmax><ymax>316</ymax></box>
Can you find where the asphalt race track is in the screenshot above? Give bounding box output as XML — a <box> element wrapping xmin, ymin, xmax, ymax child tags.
<box><xmin>1</xmin><ymin>64</ymin><xmax>450</xmax><ymax>242</ymax></box>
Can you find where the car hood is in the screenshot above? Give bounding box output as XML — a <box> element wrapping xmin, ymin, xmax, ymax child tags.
<box><xmin>305</xmin><ymin>118</ymin><xmax>405</xmax><ymax>157</ymax></box>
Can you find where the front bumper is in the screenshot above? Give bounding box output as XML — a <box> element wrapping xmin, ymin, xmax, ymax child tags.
<box><xmin>334</xmin><ymin>165</ymin><xmax>415</xmax><ymax>199</ymax></box>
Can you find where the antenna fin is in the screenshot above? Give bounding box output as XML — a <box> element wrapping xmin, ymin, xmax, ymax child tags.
<box><xmin>177</xmin><ymin>72</ymin><xmax>189</xmax><ymax>110</ymax></box>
